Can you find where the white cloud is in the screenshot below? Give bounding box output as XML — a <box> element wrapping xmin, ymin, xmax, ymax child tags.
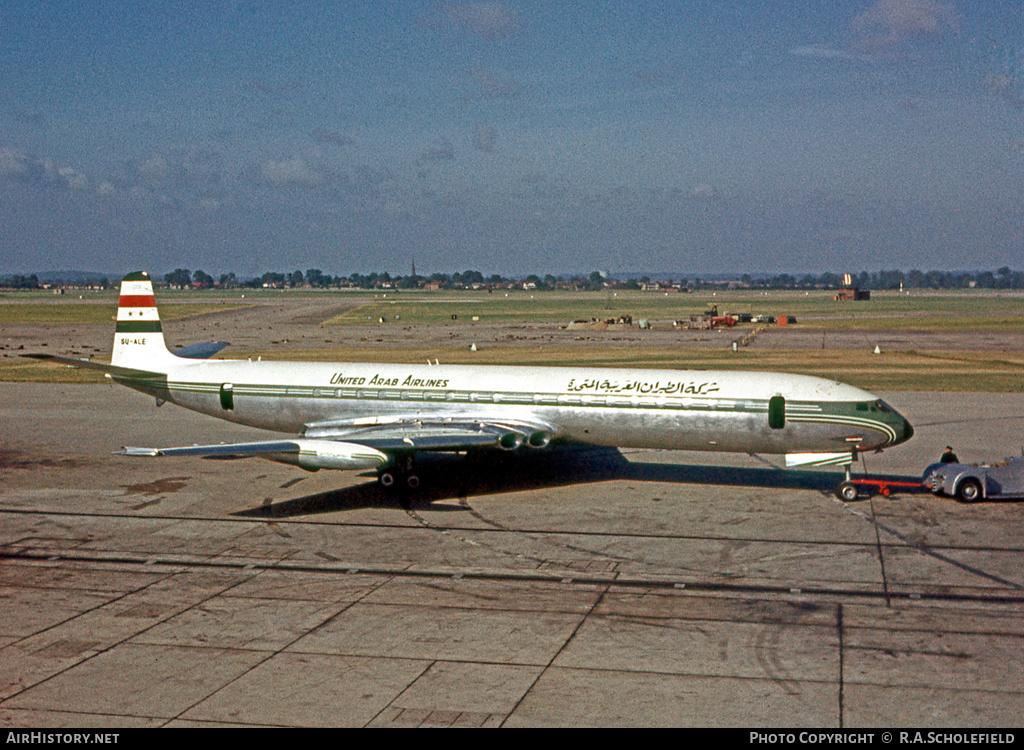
<box><xmin>138</xmin><ymin>153</ymin><xmax>169</xmax><ymax>177</ymax></box>
<box><xmin>260</xmin><ymin>156</ymin><xmax>323</xmax><ymax>186</ymax></box>
<box><xmin>0</xmin><ymin>148</ymin><xmax>30</xmax><ymax>177</ymax></box>
<box><xmin>58</xmin><ymin>166</ymin><xmax>88</xmax><ymax>190</ymax></box>
<box><xmin>0</xmin><ymin>148</ymin><xmax>92</xmax><ymax>190</ymax></box>
<box><xmin>441</xmin><ymin>2</ymin><xmax>521</xmax><ymax>39</ymax></box>
<box><xmin>789</xmin><ymin>45</ymin><xmax>860</xmax><ymax>62</ymax></box>
<box><xmin>691</xmin><ymin>183</ymin><xmax>719</xmax><ymax>200</ymax></box>
<box><xmin>850</xmin><ymin>0</ymin><xmax>961</xmax><ymax>53</ymax></box>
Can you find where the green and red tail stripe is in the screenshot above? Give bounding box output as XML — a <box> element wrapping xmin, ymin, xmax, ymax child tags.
<box><xmin>116</xmin><ymin>271</ymin><xmax>162</xmax><ymax>334</ymax></box>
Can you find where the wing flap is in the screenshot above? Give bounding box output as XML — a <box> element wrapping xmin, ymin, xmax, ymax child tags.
<box><xmin>304</xmin><ymin>417</ymin><xmax>556</xmax><ymax>452</ymax></box>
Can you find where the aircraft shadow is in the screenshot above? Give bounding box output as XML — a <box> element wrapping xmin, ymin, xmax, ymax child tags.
<box><xmin>234</xmin><ymin>447</ymin><xmax>927</xmax><ymax>518</ymax></box>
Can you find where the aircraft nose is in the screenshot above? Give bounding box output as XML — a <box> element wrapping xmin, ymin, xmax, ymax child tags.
<box><xmin>876</xmin><ymin>400</ymin><xmax>913</xmax><ymax>448</ymax></box>
<box><xmin>897</xmin><ymin>414</ymin><xmax>914</xmax><ymax>445</ymax></box>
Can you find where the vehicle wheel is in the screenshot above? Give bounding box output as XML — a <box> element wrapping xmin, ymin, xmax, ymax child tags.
<box><xmin>955</xmin><ymin>478</ymin><xmax>982</xmax><ymax>503</ymax></box>
<box><xmin>836</xmin><ymin>481</ymin><xmax>859</xmax><ymax>502</ymax></box>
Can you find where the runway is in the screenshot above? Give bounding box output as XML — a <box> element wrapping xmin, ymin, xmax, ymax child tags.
<box><xmin>1</xmin><ymin>384</ymin><xmax>1023</xmax><ymax>727</ymax></box>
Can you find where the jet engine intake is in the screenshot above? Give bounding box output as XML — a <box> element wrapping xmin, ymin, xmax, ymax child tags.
<box><xmin>498</xmin><ymin>431</ymin><xmax>524</xmax><ymax>450</ymax></box>
<box><xmin>527</xmin><ymin>431</ymin><xmax>551</xmax><ymax>448</ymax></box>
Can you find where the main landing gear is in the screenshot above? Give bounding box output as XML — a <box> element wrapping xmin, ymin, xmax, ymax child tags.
<box><xmin>378</xmin><ymin>453</ymin><xmax>421</xmax><ymax>492</ymax></box>
<box><xmin>379</xmin><ymin>471</ymin><xmax>421</xmax><ymax>490</ymax></box>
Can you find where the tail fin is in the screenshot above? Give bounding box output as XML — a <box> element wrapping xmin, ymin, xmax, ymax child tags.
<box><xmin>111</xmin><ymin>271</ymin><xmax>178</xmax><ymax>371</ymax></box>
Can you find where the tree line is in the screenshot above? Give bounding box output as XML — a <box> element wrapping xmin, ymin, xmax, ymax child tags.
<box><xmin>736</xmin><ymin>267</ymin><xmax>1024</xmax><ymax>291</ymax></box>
<box><xmin>4</xmin><ymin>266</ymin><xmax>1024</xmax><ymax>291</ymax></box>
<box><xmin>160</xmin><ymin>266</ymin><xmax>1024</xmax><ymax>292</ymax></box>
<box><xmin>161</xmin><ymin>268</ymin><xmax>603</xmax><ymax>291</ymax></box>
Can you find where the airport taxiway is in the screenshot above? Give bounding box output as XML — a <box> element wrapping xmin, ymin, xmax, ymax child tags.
<box><xmin>1</xmin><ymin>384</ymin><xmax>1023</xmax><ymax>727</ymax></box>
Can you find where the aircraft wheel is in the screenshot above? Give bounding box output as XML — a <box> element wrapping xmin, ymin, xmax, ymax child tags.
<box><xmin>379</xmin><ymin>472</ymin><xmax>396</xmax><ymax>489</ymax></box>
<box><xmin>955</xmin><ymin>478</ymin><xmax>982</xmax><ymax>503</ymax></box>
<box><xmin>406</xmin><ymin>475</ymin><xmax>421</xmax><ymax>490</ymax></box>
<box><xmin>836</xmin><ymin>481</ymin><xmax>859</xmax><ymax>502</ymax></box>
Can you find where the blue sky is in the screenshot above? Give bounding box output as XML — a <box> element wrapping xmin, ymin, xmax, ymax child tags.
<box><xmin>1</xmin><ymin>1</ymin><xmax>1022</xmax><ymax>277</ymax></box>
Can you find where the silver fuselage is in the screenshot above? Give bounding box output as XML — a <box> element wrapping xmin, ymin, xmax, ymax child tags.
<box><xmin>117</xmin><ymin>359</ymin><xmax>913</xmax><ymax>455</ymax></box>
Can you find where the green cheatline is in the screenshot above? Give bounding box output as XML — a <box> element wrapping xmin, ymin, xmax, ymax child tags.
<box><xmin>115</xmin><ymin>320</ymin><xmax>162</xmax><ymax>333</ymax></box>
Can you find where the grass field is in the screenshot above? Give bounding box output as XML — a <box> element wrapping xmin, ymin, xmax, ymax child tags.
<box><xmin>4</xmin><ymin>288</ymin><xmax>1023</xmax><ymax>390</ymax></box>
<box><xmin>4</xmin><ymin>287</ymin><xmax>1023</xmax><ymax>330</ymax></box>
<box><xmin>325</xmin><ymin>289</ymin><xmax>1024</xmax><ymax>331</ymax></box>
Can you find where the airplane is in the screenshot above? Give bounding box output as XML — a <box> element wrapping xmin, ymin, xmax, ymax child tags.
<box><xmin>29</xmin><ymin>271</ymin><xmax>913</xmax><ymax>500</ymax></box>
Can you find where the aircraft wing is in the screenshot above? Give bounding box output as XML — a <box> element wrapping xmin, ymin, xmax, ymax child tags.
<box><xmin>303</xmin><ymin>417</ymin><xmax>556</xmax><ymax>451</ymax></box>
<box><xmin>120</xmin><ymin>440</ymin><xmax>307</xmax><ymax>459</ymax></box>
<box><xmin>119</xmin><ymin>438</ymin><xmax>390</xmax><ymax>471</ymax></box>
<box><xmin>118</xmin><ymin>418</ymin><xmax>557</xmax><ymax>472</ymax></box>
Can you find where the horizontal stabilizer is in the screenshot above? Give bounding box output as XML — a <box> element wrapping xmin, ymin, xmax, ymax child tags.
<box><xmin>23</xmin><ymin>353</ymin><xmax>164</xmax><ymax>379</ymax></box>
<box><xmin>173</xmin><ymin>342</ymin><xmax>230</xmax><ymax>359</ymax></box>
<box><xmin>785</xmin><ymin>452</ymin><xmax>854</xmax><ymax>468</ymax></box>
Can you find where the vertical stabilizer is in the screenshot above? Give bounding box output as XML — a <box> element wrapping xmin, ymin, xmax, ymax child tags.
<box><xmin>111</xmin><ymin>272</ymin><xmax>178</xmax><ymax>371</ymax></box>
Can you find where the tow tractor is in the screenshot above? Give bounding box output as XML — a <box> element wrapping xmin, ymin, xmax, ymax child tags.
<box><xmin>834</xmin><ymin>475</ymin><xmax>924</xmax><ymax>501</ymax></box>
<box><xmin>922</xmin><ymin>456</ymin><xmax>1024</xmax><ymax>502</ymax></box>
<box><xmin>833</xmin><ymin>454</ymin><xmax>1024</xmax><ymax>502</ymax></box>
<box><xmin>833</xmin><ymin>459</ymin><xmax>925</xmax><ymax>501</ymax></box>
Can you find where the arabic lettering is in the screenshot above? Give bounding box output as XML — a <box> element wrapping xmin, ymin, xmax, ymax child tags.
<box><xmin>565</xmin><ymin>378</ymin><xmax>719</xmax><ymax>396</ymax></box>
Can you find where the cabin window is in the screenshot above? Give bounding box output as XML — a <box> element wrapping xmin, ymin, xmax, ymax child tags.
<box><xmin>220</xmin><ymin>383</ymin><xmax>234</xmax><ymax>411</ymax></box>
<box><xmin>768</xmin><ymin>395</ymin><xmax>785</xmax><ymax>429</ymax></box>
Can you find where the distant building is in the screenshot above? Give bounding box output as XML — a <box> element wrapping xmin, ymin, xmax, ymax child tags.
<box><xmin>641</xmin><ymin>281</ymin><xmax>687</xmax><ymax>293</ymax></box>
<box><xmin>835</xmin><ymin>273</ymin><xmax>870</xmax><ymax>301</ymax></box>
<box><xmin>834</xmin><ymin>288</ymin><xmax>870</xmax><ymax>301</ymax></box>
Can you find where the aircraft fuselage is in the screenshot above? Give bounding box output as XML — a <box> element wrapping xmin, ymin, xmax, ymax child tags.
<box><xmin>117</xmin><ymin>359</ymin><xmax>913</xmax><ymax>456</ymax></box>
